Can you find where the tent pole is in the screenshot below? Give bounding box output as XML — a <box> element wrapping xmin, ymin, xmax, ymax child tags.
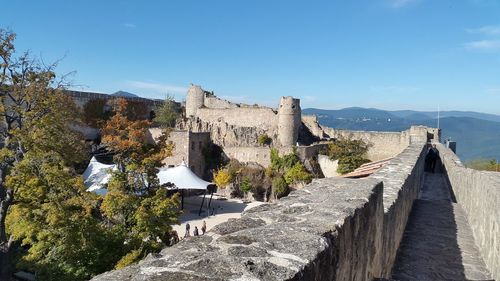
<box><xmin>181</xmin><ymin>189</ymin><xmax>184</xmax><ymax>210</ymax></box>
<box><xmin>208</xmin><ymin>190</ymin><xmax>214</xmax><ymax>208</ymax></box>
<box><xmin>198</xmin><ymin>190</ymin><xmax>206</xmax><ymax>216</ymax></box>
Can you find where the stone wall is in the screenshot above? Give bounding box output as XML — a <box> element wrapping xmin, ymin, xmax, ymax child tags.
<box><xmin>146</xmin><ymin>129</ymin><xmax>210</xmax><ymax>178</ymax></box>
<box><xmin>177</xmin><ymin>117</ymin><xmax>278</xmax><ymax>148</ymax></box>
<box><xmin>301</xmin><ymin>115</ymin><xmax>325</xmax><ymax>139</ymax></box>
<box><xmin>437</xmin><ymin>143</ymin><xmax>500</xmax><ymax>280</ymax></box>
<box><xmin>296</xmin><ymin>143</ymin><xmax>328</xmax><ymax>161</ymax></box>
<box><xmin>92</xmin><ymin>142</ymin><xmax>428</xmax><ymax>281</ymax></box>
<box><xmin>196</xmin><ymin>107</ymin><xmax>278</xmax><ymax>130</ymax></box>
<box><xmin>372</xmin><ymin>143</ymin><xmax>426</xmax><ymax>277</ymax></box>
<box><xmin>187</xmin><ymin>132</ymin><xmax>211</xmax><ymax>177</ymax></box>
<box><xmin>223</xmin><ymin>146</ymin><xmax>272</xmax><ymax>167</ymax></box>
<box><xmin>317</xmin><ymin>155</ymin><xmax>339</xmax><ymax>178</ymax></box>
<box><xmin>204</xmin><ymin>95</ymin><xmax>239</xmax><ymax>109</ymax></box>
<box><xmin>66</xmin><ymin>90</ymin><xmax>161</xmax><ymax>111</ymax></box>
<box><xmin>321</xmin><ymin>127</ymin><xmax>411</xmax><ymax>161</ymax></box>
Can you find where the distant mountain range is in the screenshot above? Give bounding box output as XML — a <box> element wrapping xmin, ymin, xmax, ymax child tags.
<box><xmin>303</xmin><ymin>107</ymin><xmax>500</xmax><ymax>161</ymax></box>
<box><xmin>111</xmin><ymin>91</ymin><xmax>139</xmax><ymax>98</ymax></box>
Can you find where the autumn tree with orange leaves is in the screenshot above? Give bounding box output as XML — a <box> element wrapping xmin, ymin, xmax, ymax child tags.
<box><xmin>100</xmin><ymin>98</ymin><xmax>180</xmax><ymax>268</ymax></box>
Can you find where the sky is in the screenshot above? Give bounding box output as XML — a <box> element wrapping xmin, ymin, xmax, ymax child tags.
<box><xmin>2</xmin><ymin>0</ymin><xmax>500</xmax><ymax>114</ymax></box>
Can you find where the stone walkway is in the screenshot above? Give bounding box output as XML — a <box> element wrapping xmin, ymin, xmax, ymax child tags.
<box><xmin>391</xmin><ymin>172</ymin><xmax>493</xmax><ymax>280</ymax></box>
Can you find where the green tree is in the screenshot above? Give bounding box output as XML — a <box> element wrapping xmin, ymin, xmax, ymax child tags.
<box><xmin>0</xmin><ymin>29</ymin><xmax>109</xmax><ymax>280</ymax></box>
<box><xmin>271</xmin><ymin>176</ymin><xmax>288</xmax><ymax>200</ymax></box>
<box><xmin>154</xmin><ymin>94</ymin><xmax>179</xmax><ymax>128</ymax></box>
<box><xmin>327</xmin><ymin>137</ymin><xmax>371</xmax><ymax>174</ymax></box>
<box><xmin>6</xmin><ymin>153</ymin><xmax>122</xmax><ymax>280</ymax></box>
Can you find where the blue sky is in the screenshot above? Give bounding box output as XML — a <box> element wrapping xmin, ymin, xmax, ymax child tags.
<box><xmin>2</xmin><ymin>0</ymin><xmax>500</xmax><ymax>114</ymax></box>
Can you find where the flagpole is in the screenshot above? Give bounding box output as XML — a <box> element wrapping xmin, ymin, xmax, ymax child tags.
<box><xmin>437</xmin><ymin>105</ymin><xmax>440</xmax><ymax>129</ymax></box>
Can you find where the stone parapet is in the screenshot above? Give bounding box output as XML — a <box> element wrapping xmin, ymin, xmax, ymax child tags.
<box><xmin>92</xmin><ymin>177</ymin><xmax>385</xmax><ymax>281</ymax></box>
<box><xmin>437</xmin><ymin>143</ymin><xmax>500</xmax><ymax>280</ymax></box>
<box><xmin>371</xmin><ymin>143</ymin><xmax>426</xmax><ymax>277</ymax></box>
<box><xmin>92</xmin><ymin>142</ymin><xmax>428</xmax><ymax>281</ymax></box>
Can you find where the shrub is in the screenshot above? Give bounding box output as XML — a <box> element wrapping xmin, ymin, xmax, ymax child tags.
<box><xmin>327</xmin><ymin>137</ymin><xmax>371</xmax><ymax>174</ymax></box>
<box><xmin>327</xmin><ymin>137</ymin><xmax>370</xmax><ymax>160</ymax></box>
<box><xmin>284</xmin><ymin>162</ymin><xmax>312</xmax><ymax>185</ymax></box>
<box><xmin>240</xmin><ymin>176</ymin><xmax>253</xmax><ymax>192</ymax></box>
<box><xmin>337</xmin><ymin>155</ymin><xmax>371</xmax><ymax>175</ymax></box>
<box><xmin>272</xmin><ymin>176</ymin><xmax>288</xmax><ymax>199</ymax></box>
<box><xmin>270</xmin><ymin>148</ymin><xmax>300</xmax><ymax>173</ymax></box>
<box><xmin>213</xmin><ymin>168</ymin><xmax>232</xmax><ymax>189</ymax></box>
<box><xmin>115</xmin><ymin>249</ymin><xmax>142</xmax><ymax>269</ymax></box>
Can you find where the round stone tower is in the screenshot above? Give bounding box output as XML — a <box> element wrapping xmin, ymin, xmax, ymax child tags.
<box><xmin>278</xmin><ymin>96</ymin><xmax>301</xmax><ymax>147</ymax></box>
<box><xmin>185</xmin><ymin>84</ymin><xmax>205</xmax><ymax>117</ymax></box>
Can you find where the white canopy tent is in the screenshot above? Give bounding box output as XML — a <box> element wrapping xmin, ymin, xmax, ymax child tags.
<box><xmin>157</xmin><ymin>161</ymin><xmax>215</xmax><ymax>214</ymax></box>
<box><xmin>157</xmin><ymin>161</ymin><xmax>212</xmax><ymax>190</ymax></box>
<box><xmin>83</xmin><ymin>157</ymin><xmax>117</xmax><ymax>195</ymax></box>
<box><xmin>83</xmin><ymin>159</ymin><xmax>215</xmax><ymax>215</ymax></box>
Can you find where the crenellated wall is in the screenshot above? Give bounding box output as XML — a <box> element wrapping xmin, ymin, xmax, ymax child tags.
<box><xmin>91</xmin><ymin>142</ymin><xmax>429</xmax><ymax>281</ymax></box>
<box><xmin>437</xmin><ymin>144</ymin><xmax>500</xmax><ymax>280</ymax></box>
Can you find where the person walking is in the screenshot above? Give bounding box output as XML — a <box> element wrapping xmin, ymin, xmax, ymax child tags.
<box><xmin>184</xmin><ymin>223</ymin><xmax>191</xmax><ymax>238</ymax></box>
<box><xmin>201</xmin><ymin>220</ymin><xmax>207</xmax><ymax>235</ymax></box>
<box><xmin>425</xmin><ymin>144</ymin><xmax>436</xmax><ymax>172</ymax></box>
<box><xmin>193</xmin><ymin>226</ymin><xmax>199</xmax><ymax>236</ymax></box>
<box><xmin>430</xmin><ymin>144</ymin><xmax>439</xmax><ymax>173</ymax></box>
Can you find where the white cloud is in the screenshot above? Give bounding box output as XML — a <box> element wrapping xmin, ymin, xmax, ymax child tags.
<box><xmin>469</xmin><ymin>0</ymin><xmax>499</xmax><ymax>6</ymax></box>
<box><xmin>486</xmin><ymin>88</ymin><xmax>500</xmax><ymax>95</ymax></box>
<box><xmin>302</xmin><ymin>95</ymin><xmax>317</xmax><ymax>102</ymax></box>
<box><xmin>122</xmin><ymin>23</ymin><xmax>137</xmax><ymax>29</ymax></box>
<box><xmin>466</xmin><ymin>25</ymin><xmax>500</xmax><ymax>36</ymax></box>
<box><xmin>369</xmin><ymin>85</ymin><xmax>420</xmax><ymax>94</ymax></box>
<box><xmin>389</xmin><ymin>0</ymin><xmax>422</xmax><ymax>8</ymax></box>
<box><xmin>126</xmin><ymin>80</ymin><xmax>188</xmax><ymax>94</ymax></box>
<box><xmin>463</xmin><ymin>40</ymin><xmax>500</xmax><ymax>51</ymax></box>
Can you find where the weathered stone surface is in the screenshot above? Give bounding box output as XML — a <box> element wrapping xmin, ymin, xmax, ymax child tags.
<box><xmin>392</xmin><ymin>172</ymin><xmax>492</xmax><ymax>280</ymax></box>
<box><xmin>372</xmin><ymin>143</ymin><xmax>426</xmax><ymax>277</ymax></box>
<box><xmin>92</xmin><ymin>142</ymin><xmax>437</xmax><ymax>281</ymax></box>
<box><xmin>93</xmin><ymin>176</ymin><xmax>386</xmax><ymax>281</ymax></box>
<box><xmin>437</xmin><ymin>144</ymin><xmax>500</xmax><ymax>280</ymax></box>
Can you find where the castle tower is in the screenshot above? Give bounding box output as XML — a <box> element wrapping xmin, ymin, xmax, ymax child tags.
<box><xmin>278</xmin><ymin>96</ymin><xmax>301</xmax><ymax>147</ymax></box>
<box><xmin>185</xmin><ymin>84</ymin><xmax>205</xmax><ymax>117</ymax></box>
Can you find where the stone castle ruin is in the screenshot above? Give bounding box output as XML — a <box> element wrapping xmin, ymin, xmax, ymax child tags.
<box><xmin>176</xmin><ymin>85</ymin><xmax>303</xmax><ymax>168</ymax></box>
<box><xmin>6</xmin><ymin>84</ymin><xmax>496</xmax><ymax>280</ymax></box>
<box><xmin>168</xmin><ymin>84</ymin><xmax>440</xmax><ymax>173</ymax></box>
<box><xmin>93</xmin><ymin>122</ymin><xmax>499</xmax><ymax>281</ymax></box>
<box><xmin>55</xmin><ymin>85</ymin><xmax>441</xmax><ymax>177</ymax></box>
